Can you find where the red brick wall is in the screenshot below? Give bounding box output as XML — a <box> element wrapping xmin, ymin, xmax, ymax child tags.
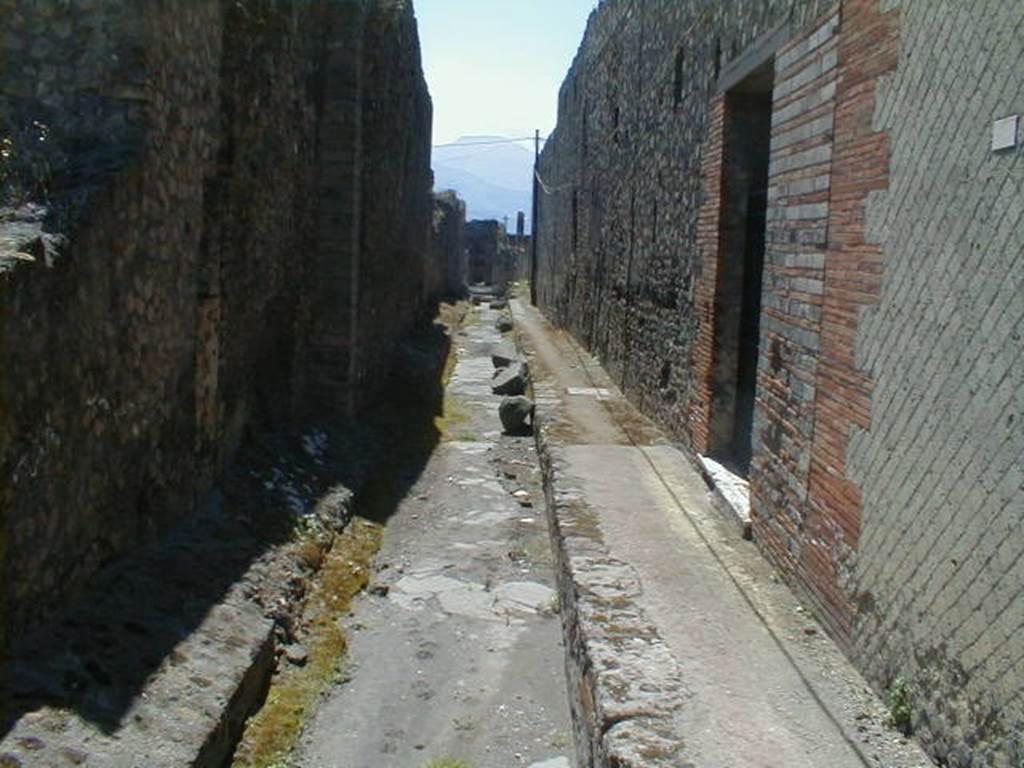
<box><xmin>801</xmin><ymin>0</ymin><xmax>899</xmax><ymax>639</ymax></box>
<box><xmin>690</xmin><ymin>9</ymin><xmax>899</xmax><ymax>644</ymax></box>
<box><xmin>688</xmin><ymin>98</ymin><xmax>726</xmax><ymax>454</ymax></box>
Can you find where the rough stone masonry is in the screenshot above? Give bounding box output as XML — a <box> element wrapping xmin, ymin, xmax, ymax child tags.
<box><xmin>0</xmin><ymin>0</ymin><xmax>461</xmax><ymax>641</ymax></box>
<box><xmin>534</xmin><ymin>1</ymin><xmax>1023</xmax><ymax>765</ymax></box>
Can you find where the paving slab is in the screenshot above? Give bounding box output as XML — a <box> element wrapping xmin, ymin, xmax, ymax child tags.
<box><xmin>511</xmin><ymin>299</ymin><xmax>936</xmax><ymax>768</ymax></box>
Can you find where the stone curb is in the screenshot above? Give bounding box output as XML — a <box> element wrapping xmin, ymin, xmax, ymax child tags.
<box><xmin>509</xmin><ymin>304</ymin><xmax>690</xmax><ymax>767</ymax></box>
<box><xmin>535</xmin><ymin>433</ymin><xmax>689</xmax><ymax>767</ymax></box>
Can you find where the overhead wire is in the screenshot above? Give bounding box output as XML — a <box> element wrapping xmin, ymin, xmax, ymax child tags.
<box><xmin>433</xmin><ymin>145</ymin><xmax>536</xmax><ymax>165</ymax></box>
<box><xmin>432</xmin><ymin>136</ymin><xmax>547</xmax><ymax>149</ymax></box>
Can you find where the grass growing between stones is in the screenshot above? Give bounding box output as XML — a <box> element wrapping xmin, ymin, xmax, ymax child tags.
<box><xmin>433</xmin><ymin>301</ymin><xmax>476</xmax><ymax>442</ymax></box>
<box><xmin>232</xmin><ymin>301</ymin><xmax>472</xmax><ymax>766</ymax></box>
<box><xmin>231</xmin><ymin>517</ymin><xmax>384</xmax><ymax>768</ymax></box>
<box><xmin>435</xmin><ymin>393</ymin><xmax>475</xmax><ymax>441</ymax></box>
<box><xmin>437</xmin><ymin>302</ymin><xmax>468</xmax><ymax>380</ymax></box>
<box><xmin>423</xmin><ymin>759</ymin><xmax>473</xmax><ymax>768</ymax></box>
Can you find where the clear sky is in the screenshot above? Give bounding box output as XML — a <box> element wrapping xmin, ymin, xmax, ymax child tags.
<box><xmin>417</xmin><ymin>0</ymin><xmax>599</xmax><ymax>147</ymax></box>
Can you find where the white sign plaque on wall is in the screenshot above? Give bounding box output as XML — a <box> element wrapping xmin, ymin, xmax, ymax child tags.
<box><xmin>992</xmin><ymin>115</ymin><xmax>1020</xmax><ymax>152</ymax></box>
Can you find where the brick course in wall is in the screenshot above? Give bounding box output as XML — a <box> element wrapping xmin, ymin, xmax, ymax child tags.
<box><xmin>751</xmin><ymin>6</ymin><xmax>845</xmax><ymax>635</ymax></box>
<box><xmin>689</xmin><ymin>98</ymin><xmax>725</xmax><ymax>454</ymax></box>
<box><xmin>794</xmin><ymin>0</ymin><xmax>897</xmax><ymax>644</ymax></box>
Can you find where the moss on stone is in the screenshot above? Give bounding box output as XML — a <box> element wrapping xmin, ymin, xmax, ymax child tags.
<box><xmin>423</xmin><ymin>759</ymin><xmax>473</xmax><ymax>768</ymax></box>
<box><xmin>435</xmin><ymin>392</ymin><xmax>474</xmax><ymax>442</ymax></box>
<box><xmin>230</xmin><ymin>517</ymin><xmax>384</xmax><ymax>768</ymax></box>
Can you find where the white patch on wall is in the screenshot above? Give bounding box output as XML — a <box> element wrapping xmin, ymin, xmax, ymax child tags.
<box><xmin>991</xmin><ymin>115</ymin><xmax>1020</xmax><ymax>152</ymax></box>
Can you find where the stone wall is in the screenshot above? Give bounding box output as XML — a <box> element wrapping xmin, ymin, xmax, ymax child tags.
<box><xmin>535</xmin><ymin>0</ymin><xmax>834</xmax><ymax>435</ymax></box>
<box><xmin>466</xmin><ymin>219</ymin><xmax>518</xmax><ymax>290</ymax></box>
<box><xmin>466</xmin><ymin>219</ymin><xmax>499</xmax><ymax>285</ymax></box>
<box><xmin>429</xmin><ymin>190</ymin><xmax>467</xmax><ymax>297</ymax></box>
<box><xmin>300</xmin><ymin>0</ymin><xmax>435</xmax><ymax>421</ymax></box>
<box><xmin>1</xmin><ymin>0</ymin><xmax>226</xmax><ymax>639</ymax></box>
<box><xmin>534</xmin><ymin>1</ymin><xmax>1024</xmax><ymax>764</ymax></box>
<box><xmin>350</xmin><ymin>0</ymin><xmax>434</xmax><ymax>410</ymax></box>
<box><xmin>0</xmin><ymin>0</ymin><xmax>438</xmax><ymax>637</ymax></box>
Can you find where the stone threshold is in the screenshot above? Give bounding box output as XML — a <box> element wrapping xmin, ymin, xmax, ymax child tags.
<box><xmin>696</xmin><ymin>454</ymin><xmax>754</xmax><ymax>539</ymax></box>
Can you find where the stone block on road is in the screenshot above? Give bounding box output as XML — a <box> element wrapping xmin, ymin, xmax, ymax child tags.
<box><xmin>491</xmin><ymin>342</ymin><xmax>519</xmax><ymax>369</ymax></box>
<box><xmin>492</xmin><ymin>361</ymin><xmax>530</xmax><ymax>396</ymax></box>
<box><xmin>499</xmin><ymin>396</ymin><xmax>535</xmax><ymax>434</ymax></box>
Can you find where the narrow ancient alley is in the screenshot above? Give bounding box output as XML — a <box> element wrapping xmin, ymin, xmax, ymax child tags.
<box><xmin>236</xmin><ymin>291</ymin><xmax>937</xmax><ymax>768</ymax></box>
<box><xmin>291</xmin><ymin>300</ymin><xmax>573</xmax><ymax>768</ymax></box>
<box><xmin>1</xmin><ymin>1</ymin><xmax>1020</xmax><ymax>767</ymax></box>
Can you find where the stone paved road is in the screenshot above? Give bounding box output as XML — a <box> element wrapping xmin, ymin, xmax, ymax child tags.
<box><xmin>295</xmin><ymin>305</ymin><xmax>574</xmax><ymax>768</ymax></box>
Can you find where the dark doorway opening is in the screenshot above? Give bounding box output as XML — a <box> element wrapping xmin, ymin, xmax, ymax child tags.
<box><xmin>468</xmin><ymin>253</ymin><xmax>488</xmax><ymax>284</ymax></box>
<box><xmin>707</xmin><ymin>60</ymin><xmax>773</xmax><ymax>476</ymax></box>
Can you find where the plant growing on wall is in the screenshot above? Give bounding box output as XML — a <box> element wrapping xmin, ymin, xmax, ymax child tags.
<box><xmin>0</xmin><ymin>136</ymin><xmax>12</xmax><ymax>188</ymax></box>
<box><xmin>0</xmin><ymin>119</ymin><xmax>53</xmax><ymax>208</ymax></box>
<box><xmin>887</xmin><ymin>675</ymin><xmax>913</xmax><ymax>736</ymax></box>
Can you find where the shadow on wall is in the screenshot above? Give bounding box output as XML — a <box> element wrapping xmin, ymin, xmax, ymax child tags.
<box><xmin>0</xmin><ymin>298</ymin><xmax>456</xmax><ymax>738</ymax></box>
<box><xmin>0</xmin><ymin>0</ymin><xmax>441</xmax><ymax>746</ymax></box>
<box><xmin>348</xmin><ymin>308</ymin><xmax>453</xmax><ymax>525</ymax></box>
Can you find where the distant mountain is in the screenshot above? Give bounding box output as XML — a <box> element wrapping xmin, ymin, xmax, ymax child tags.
<box><xmin>433</xmin><ymin>135</ymin><xmax>534</xmax><ymax>232</ymax></box>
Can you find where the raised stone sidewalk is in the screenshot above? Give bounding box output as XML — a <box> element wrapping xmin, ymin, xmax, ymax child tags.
<box><xmin>511</xmin><ymin>298</ymin><xmax>936</xmax><ymax>768</ymax></box>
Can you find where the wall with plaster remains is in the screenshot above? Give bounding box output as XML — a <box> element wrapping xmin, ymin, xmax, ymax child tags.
<box><xmin>847</xmin><ymin>2</ymin><xmax>1023</xmax><ymax>762</ymax></box>
<box><xmin>534</xmin><ymin>1</ymin><xmax>1023</xmax><ymax>764</ymax></box>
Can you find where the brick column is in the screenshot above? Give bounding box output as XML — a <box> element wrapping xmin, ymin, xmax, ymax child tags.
<box><xmin>749</xmin><ymin>6</ymin><xmax>840</xmax><ymax>599</ymax></box>
<box><xmin>802</xmin><ymin>0</ymin><xmax>899</xmax><ymax>640</ymax></box>
<box><xmin>688</xmin><ymin>98</ymin><xmax>726</xmax><ymax>453</ymax></box>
